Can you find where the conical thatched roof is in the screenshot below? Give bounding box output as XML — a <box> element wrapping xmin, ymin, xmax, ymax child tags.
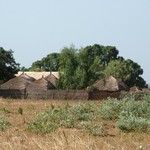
<box><xmin>44</xmin><ymin>72</ymin><xmax>58</xmax><ymax>87</ymax></box>
<box><xmin>26</xmin><ymin>77</ymin><xmax>56</xmax><ymax>92</ymax></box>
<box><xmin>0</xmin><ymin>73</ymin><xmax>35</xmax><ymax>90</ymax></box>
<box><xmin>16</xmin><ymin>71</ymin><xmax>59</xmax><ymax>80</ymax></box>
<box><xmin>92</xmin><ymin>76</ymin><xmax>129</xmax><ymax>92</ymax></box>
<box><xmin>130</xmin><ymin>86</ymin><xmax>142</xmax><ymax>92</ymax></box>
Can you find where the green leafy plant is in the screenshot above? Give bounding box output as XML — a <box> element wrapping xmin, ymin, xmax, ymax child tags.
<box><xmin>0</xmin><ymin>107</ymin><xmax>11</xmax><ymax>114</ymax></box>
<box><xmin>98</xmin><ymin>98</ymin><xmax>122</xmax><ymax>120</ymax></box>
<box><xmin>0</xmin><ymin>116</ymin><xmax>10</xmax><ymax>131</ymax></box>
<box><xmin>27</xmin><ymin>103</ymin><xmax>97</xmax><ymax>134</ymax></box>
<box><xmin>27</xmin><ymin>112</ymin><xmax>59</xmax><ymax>133</ymax></box>
<box><xmin>28</xmin><ymin>94</ymin><xmax>150</xmax><ymax>135</ymax></box>
<box><xmin>116</xmin><ymin>111</ymin><xmax>150</xmax><ymax>133</ymax></box>
<box><xmin>82</xmin><ymin>122</ymin><xmax>105</xmax><ymax>136</ymax></box>
<box><xmin>18</xmin><ymin>107</ymin><xmax>23</xmax><ymax>115</ymax></box>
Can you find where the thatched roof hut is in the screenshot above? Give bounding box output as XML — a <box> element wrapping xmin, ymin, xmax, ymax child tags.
<box><xmin>26</xmin><ymin>77</ymin><xmax>56</xmax><ymax>99</ymax></box>
<box><xmin>0</xmin><ymin>73</ymin><xmax>35</xmax><ymax>90</ymax></box>
<box><xmin>16</xmin><ymin>71</ymin><xmax>59</xmax><ymax>80</ymax></box>
<box><xmin>44</xmin><ymin>72</ymin><xmax>58</xmax><ymax>87</ymax></box>
<box><xmin>130</xmin><ymin>86</ymin><xmax>142</xmax><ymax>92</ymax></box>
<box><xmin>91</xmin><ymin>76</ymin><xmax>129</xmax><ymax>92</ymax></box>
<box><xmin>26</xmin><ymin>77</ymin><xmax>56</xmax><ymax>92</ymax></box>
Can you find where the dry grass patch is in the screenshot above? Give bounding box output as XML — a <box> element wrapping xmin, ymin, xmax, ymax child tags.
<box><xmin>0</xmin><ymin>98</ymin><xmax>149</xmax><ymax>150</ymax></box>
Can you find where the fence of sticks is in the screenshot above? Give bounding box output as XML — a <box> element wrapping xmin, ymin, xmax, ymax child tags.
<box><xmin>0</xmin><ymin>88</ymin><xmax>122</xmax><ymax>100</ymax></box>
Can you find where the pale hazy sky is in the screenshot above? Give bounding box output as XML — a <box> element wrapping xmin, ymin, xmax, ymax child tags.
<box><xmin>0</xmin><ymin>0</ymin><xmax>150</xmax><ymax>83</ymax></box>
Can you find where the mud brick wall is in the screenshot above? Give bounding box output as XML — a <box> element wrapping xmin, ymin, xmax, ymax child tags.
<box><xmin>0</xmin><ymin>89</ymin><xmax>25</xmax><ymax>99</ymax></box>
<box><xmin>89</xmin><ymin>91</ymin><xmax>121</xmax><ymax>100</ymax></box>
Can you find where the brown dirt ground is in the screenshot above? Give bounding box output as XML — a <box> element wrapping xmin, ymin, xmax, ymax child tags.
<box><xmin>0</xmin><ymin>98</ymin><xmax>150</xmax><ymax>150</ymax></box>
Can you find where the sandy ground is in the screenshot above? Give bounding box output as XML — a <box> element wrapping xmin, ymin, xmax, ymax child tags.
<box><xmin>0</xmin><ymin>98</ymin><xmax>150</xmax><ymax>150</ymax></box>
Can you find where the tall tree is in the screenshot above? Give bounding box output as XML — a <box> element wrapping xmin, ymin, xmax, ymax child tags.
<box><xmin>104</xmin><ymin>59</ymin><xmax>147</xmax><ymax>88</ymax></box>
<box><xmin>57</xmin><ymin>45</ymin><xmax>78</xmax><ymax>89</ymax></box>
<box><xmin>27</xmin><ymin>44</ymin><xmax>147</xmax><ymax>89</ymax></box>
<box><xmin>30</xmin><ymin>53</ymin><xmax>60</xmax><ymax>71</ymax></box>
<box><xmin>0</xmin><ymin>47</ymin><xmax>19</xmax><ymax>83</ymax></box>
<box><xmin>30</xmin><ymin>60</ymin><xmax>43</xmax><ymax>71</ymax></box>
<box><xmin>77</xmin><ymin>44</ymin><xmax>118</xmax><ymax>87</ymax></box>
<box><xmin>102</xmin><ymin>46</ymin><xmax>119</xmax><ymax>65</ymax></box>
<box><xmin>57</xmin><ymin>44</ymin><xmax>119</xmax><ymax>89</ymax></box>
<box><xmin>41</xmin><ymin>53</ymin><xmax>60</xmax><ymax>71</ymax></box>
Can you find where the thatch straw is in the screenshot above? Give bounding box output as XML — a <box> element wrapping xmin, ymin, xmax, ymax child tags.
<box><xmin>92</xmin><ymin>76</ymin><xmax>129</xmax><ymax>92</ymax></box>
<box><xmin>26</xmin><ymin>77</ymin><xmax>56</xmax><ymax>92</ymax></box>
<box><xmin>0</xmin><ymin>73</ymin><xmax>35</xmax><ymax>90</ymax></box>
<box><xmin>16</xmin><ymin>71</ymin><xmax>59</xmax><ymax>80</ymax></box>
<box><xmin>44</xmin><ymin>72</ymin><xmax>58</xmax><ymax>87</ymax></box>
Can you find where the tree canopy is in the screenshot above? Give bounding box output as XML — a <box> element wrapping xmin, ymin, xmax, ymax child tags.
<box><xmin>29</xmin><ymin>53</ymin><xmax>60</xmax><ymax>71</ymax></box>
<box><xmin>104</xmin><ymin>59</ymin><xmax>147</xmax><ymax>88</ymax></box>
<box><xmin>0</xmin><ymin>47</ymin><xmax>19</xmax><ymax>83</ymax></box>
<box><xmin>28</xmin><ymin>44</ymin><xmax>147</xmax><ymax>89</ymax></box>
<box><xmin>57</xmin><ymin>45</ymin><xmax>78</xmax><ymax>89</ymax></box>
<box><xmin>57</xmin><ymin>44</ymin><xmax>147</xmax><ymax>89</ymax></box>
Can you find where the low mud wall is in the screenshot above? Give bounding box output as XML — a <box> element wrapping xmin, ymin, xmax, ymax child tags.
<box><xmin>0</xmin><ymin>89</ymin><xmax>25</xmax><ymax>99</ymax></box>
<box><xmin>89</xmin><ymin>91</ymin><xmax>121</xmax><ymax>100</ymax></box>
<box><xmin>27</xmin><ymin>90</ymin><xmax>89</xmax><ymax>100</ymax></box>
<box><xmin>0</xmin><ymin>89</ymin><xmax>122</xmax><ymax>100</ymax></box>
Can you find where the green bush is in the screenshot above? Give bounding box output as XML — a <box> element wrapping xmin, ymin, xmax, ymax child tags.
<box><xmin>116</xmin><ymin>111</ymin><xmax>150</xmax><ymax>133</ymax></box>
<box><xmin>27</xmin><ymin>103</ymin><xmax>97</xmax><ymax>133</ymax></box>
<box><xmin>27</xmin><ymin>93</ymin><xmax>150</xmax><ymax>134</ymax></box>
<box><xmin>121</xmin><ymin>100</ymin><xmax>144</xmax><ymax>117</ymax></box>
<box><xmin>82</xmin><ymin>122</ymin><xmax>105</xmax><ymax>136</ymax></box>
<box><xmin>120</xmin><ymin>94</ymin><xmax>150</xmax><ymax>119</ymax></box>
<box><xmin>27</xmin><ymin>112</ymin><xmax>59</xmax><ymax>133</ymax></box>
<box><xmin>59</xmin><ymin>103</ymin><xmax>95</xmax><ymax>128</ymax></box>
<box><xmin>99</xmin><ymin>95</ymin><xmax>150</xmax><ymax>133</ymax></box>
<box><xmin>0</xmin><ymin>116</ymin><xmax>10</xmax><ymax>131</ymax></box>
<box><xmin>98</xmin><ymin>98</ymin><xmax>122</xmax><ymax>120</ymax></box>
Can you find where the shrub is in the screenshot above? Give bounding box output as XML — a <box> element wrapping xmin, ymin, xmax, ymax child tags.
<box><xmin>116</xmin><ymin>111</ymin><xmax>150</xmax><ymax>133</ymax></box>
<box><xmin>121</xmin><ymin>100</ymin><xmax>144</xmax><ymax>117</ymax></box>
<box><xmin>82</xmin><ymin>122</ymin><xmax>105</xmax><ymax>136</ymax></box>
<box><xmin>0</xmin><ymin>107</ymin><xmax>11</xmax><ymax>114</ymax></box>
<box><xmin>0</xmin><ymin>116</ymin><xmax>10</xmax><ymax>131</ymax></box>
<box><xmin>27</xmin><ymin>93</ymin><xmax>150</xmax><ymax>134</ymax></box>
<box><xmin>98</xmin><ymin>98</ymin><xmax>122</xmax><ymax>120</ymax></box>
<box><xmin>27</xmin><ymin>112</ymin><xmax>59</xmax><ymax>133</ymax></box>
<box><xmin>27</xmin><ymin>103</ymin><xmax>96</xmax><ymax>133</ymax></box>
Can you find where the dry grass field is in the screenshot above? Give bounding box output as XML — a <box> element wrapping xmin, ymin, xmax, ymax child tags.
<box><xmin>0</xmin><ymin>98</ymin><xmax>150</xmax><ymax>150</ymax></box>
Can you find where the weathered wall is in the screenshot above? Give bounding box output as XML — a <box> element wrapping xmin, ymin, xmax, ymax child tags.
<box><xmin>89</xmin><ymin>91</ymin><xmax>121</xmax><ymax>100</ymax></box>
<box><xmin>27</xmin><ymin>90</ymin><xmax>89</xmax><ymax>100</ymax></box>
<box><xmin>0</xmin><ymin>89</ymin><xmax>121</xmax><ymax>100</ymax></box>
<box><xmin>0</xmin><ymin>89</ymin><xmax>25</xmax><ymax>99</ymax></box>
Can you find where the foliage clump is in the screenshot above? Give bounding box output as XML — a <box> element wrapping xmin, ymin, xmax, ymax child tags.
<box><xmin>98</xmin><ymin>97</ymin><xmax>122</xmax><ymax>120</ymax></box>
<box><xmin>27</xmin><ymin>44</ymin><xmax>147</xmax><ymax>89</ymax></box>
<box><xmin>99</xmin><ymin>93</ymin><xmax>150</xmax><ymax>133</ymax></box>
<box><xmin>0</xmin><ymin>116</ymin><xmax>10</xmax><ymax>131</ymax></box>
<box><xmin>0</xmin><ymin>47</ymin><xmax>19</xmax><ymax>84</ymax></box>
<box><xmin>116</xmin><ymin>111</ymin><xmax>149</xmax><ymax>133</ymax></box>
<box><xmin>27</xmin><ymin>103</ymin><xmax>104</xmax><ymax>136</ymax></box>
<box><xmin>28</xmin><ymin>93</ymin><xmax>150</xmax><ymax>135</ymax></box>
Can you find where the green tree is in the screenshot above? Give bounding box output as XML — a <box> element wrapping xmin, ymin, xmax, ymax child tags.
<box><xmin>0</xmin><ymin>47</ymin><xmax>19</xmax><ymax>83</ymax></box>
<box><xmin>30</xmin><ymin>60</ymin><xmax>43</xmax><ymax>71</ymax></box>
<box><xmin>27</xmin><ymin>44</ymin><xmax>147</xmax><ymax>89</ymax></box>
<box><xmin>77</xmin><ymin>44</ymin><xmax>118</xmax><ymax>87</ymax></box>
<box><xmin>104</xmin><ymin>59</ymin><xmax>147</xmax><ymax>88</ymax></box>
<box><xmin>57</xmin><ymin>44</ymin><xmax>119</xmax><ymax>89</ymax></box>
<box><xmin>73</xmin><ymin>66</ymin><xmax>87</xmax><ymax>89</ymax></box>
<box><xmin>41</xmin><ymin>53</ymin><xmax>60</xmax><ymax>71</ymax></box>
<box><xmin>57</xmin><ymin>45</ymin><xmax>78</xmax><ymax>89</ymax></box>
<box><xmin>30</xmin><ymin>53</ymin><xmax>60</xmax><ymax>71</ymax></box>
<box><xmin>19</xmin><ymin>66</ymin><xmax>30</xmax><ymax>71</ymax></box>
<box><xmin>102</xmin><ymin>46</ymin><xmax>119</xmax><ymax>65</ymax></box>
